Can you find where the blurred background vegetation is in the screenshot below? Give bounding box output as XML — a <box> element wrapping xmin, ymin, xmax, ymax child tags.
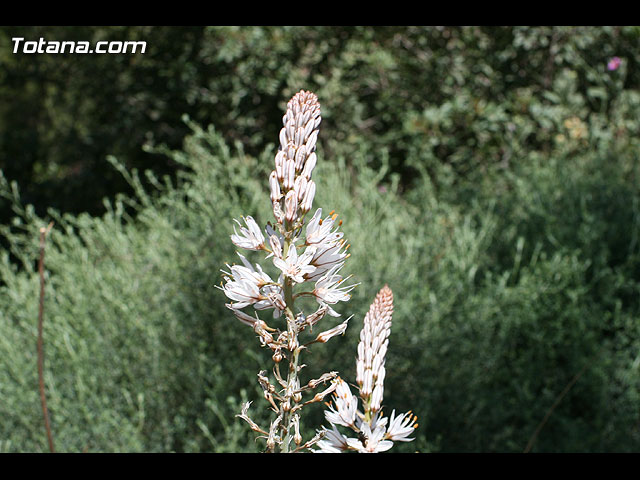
<box><xmin>1</xmin><ymin>26</ymin><xmax>639</xmax><ymax>452</ymax></box>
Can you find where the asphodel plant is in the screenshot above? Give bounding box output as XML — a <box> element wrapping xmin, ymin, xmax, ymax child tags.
<box><xmin>219</xmin><ymin>90</ymin><xmax>416</xmax><ymax>453</ymax></box>
<box><xmin>315</xmin><ymin>285</ymin><xmax>419</xmax><ymax>452</ymax></box>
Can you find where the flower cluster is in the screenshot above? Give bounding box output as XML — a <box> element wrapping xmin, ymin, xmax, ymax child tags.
<box><xmin>219</xmin><ymin>90</ymin><xmax>416</xmax><ymax>453</ymax></box>
<box><xmin>315</xmin><ymin>286</ymin><xmax>418</xmax><ymax>452</ymax></box>
<box><xmin>219</xmin><ymin>90</ymin><xmax>358</xmax><ymax>452</ymax></box>
<box><xmin>221</xmin><ymin>91</ymin><xmax>356</xmax><ymax>325</ymax></box>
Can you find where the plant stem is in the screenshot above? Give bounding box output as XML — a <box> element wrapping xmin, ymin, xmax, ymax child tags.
<box><xmin>523</xmin><ymin>362</ymin><xmax>589</xmax><ymax>453</ymax></box>
<box><xmin>282</xmin><ymin>343</ymin><xmax>301</xmax><ymax>452</ymax></box>
<box><xmin>37</xmin><ymin>222</ymin><xmax>55</xmax><ymax>453</ymax></box>
<box><xmin>280</xmin><ymin>232</ymin><xmax>299</xmax><ymax>452</ymax></box>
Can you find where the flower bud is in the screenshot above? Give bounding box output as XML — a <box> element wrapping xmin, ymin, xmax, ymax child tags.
<box><xmin>294</xmin><ymin>145</ymin><xmax>307</xmax><ymax>172</ymax></box>
<box><xmin>302</xmin><ymin>152</ymin><xmax>316</xmax><ymax>179</ymax></box>
<box><xmin>275</xmin><ymin>151</ymin><xmax>286</xmax><ymax>182</ymax></box>
<box><xmin>284</xmin><ymin>190</ymin><xmax>298</xmax><ymax>223</ymax></box>
<box><xmin>269</xmin><ymin>234</ymin><xmax>282</xmax><ymax>259</ymax></box>
<box><xmin>294</xmin><ymin>175</ymin><xmax>308</xmax><ymax>202</ymax></box>
<box><xmin>294</xmin><ymin>126</ymin><xmax>303</xmax><ymax>147</ymax></box>
<box><xmin>300</xmin><ymin>180</ymin><xmax>316</xmax><ymax>214</ymax></box>
<box><xmin>305</xmin><ymin>129</ymin><xmax>319</xmax><ymax>153</ymax></box>
<box><xmin>279</xmin><ymin>127</ymin><xmax>288</xmax><ymax>151</ymax></box>
<box><xmin>284</xmin><ymin>158</ymin><xmax>295</xmax><ymax>191</ymax></box>
<box><xmin>269</xmin><ymin>171</ymin><xmax>281</xmax><ymax>203</ymax></box>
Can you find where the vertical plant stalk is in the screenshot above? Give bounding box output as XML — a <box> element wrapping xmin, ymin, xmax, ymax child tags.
<box><xmin>315</xmin><ymin>285</ymin><xmax>418</xmax><ymax>453</ymax></box>
<box><xmin>281</xmin><ymin>234</ymin><xmax>296</xmax><ymax>452</ymax></box>
<box><xmin>37</xmin><ymin>222</ymin><xmax>55</xmax><ymax>453</ymax></box>
<box><xmin>523</xmin><ymin>362</ymin><xmax>589</xmax><ymax>453</ymax></box>
<box><xmin>221</xmin><ymin>90</ymin><xmax>358</xmax><ymax>452</ymax></box>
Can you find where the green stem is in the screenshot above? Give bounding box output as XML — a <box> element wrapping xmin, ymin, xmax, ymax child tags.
<box><xmin>363</xmin><ymin>398</ymin><xmax>372</xmax><ymax>424</ymax></box>
<box><xmin>282</xmin><ymin>343</ymin><xmax>301</xmax><ymax>452</ymax></box>
<box><xmin>280</xmin><ymin>231</ymin><xmax>299</xmax><ymax>452</ymax></box>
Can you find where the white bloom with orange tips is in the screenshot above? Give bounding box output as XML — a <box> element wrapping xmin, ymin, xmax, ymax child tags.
<box><xmin>385</xmin><ymin>409</ymin><xmax>419</xmax><ymax>443</ymax></box>
<box><xmin>305</xmin><ymin>208</ymin><xmax>343</xmax><ymax>247</ymax></box>
<box><xmin>323</xmin><ymin>377</ymin><xmax>358</xmax><ymax>429</ymax></box>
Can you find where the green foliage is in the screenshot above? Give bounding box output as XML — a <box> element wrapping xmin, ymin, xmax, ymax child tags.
<box><xmin>1</xmin><ymin>26</ymin><xmax>640</xmax><ymax>452</ymax></box>
<box><xmin>0</xmin><ymin>126</ymin><xmax>272</xmax><ymax>452</ymax></box>
<box><xmin>2</xmin><ymin>27</ymin><xmax>638</xmax><ymax>218</ymax></box>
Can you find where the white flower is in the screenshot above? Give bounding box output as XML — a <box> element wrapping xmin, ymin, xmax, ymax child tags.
<box><xmin>273</xmin><ymin>245</ymin><xmax>316</xmax><ymax>284</ymax></box>
<box><xmin>220</xmin><ymin>269</ymin><xmax>263</xmax><ymax>310</ymax></box>
<box><xmin>283</xmin><ymin>157</ymin><xmax>296</xmax><ymax>191</ymax></box>
<box><xmin>324</xmin><ymin>377</ymin><xmax>358</xmax><ymax>429</ymax></box>
<box><xmin>305</xmin><ymin>208</ymin><xmax>343</xmax><ymax>248</ymax></box>
<box><xmin>384</xmin><ymin>410</ymin><xmax>418</xmax><ymax>443</ymax></box>
<box><xmin>259</xmin><ymin>284</ymin><xmax>286</xmax><ymax>317</ymax></box>
<box><xmin>230</xmin><ymin>216</ymin><xmax>266</xmax><ymax>251</ymax></box>
<box><xmin>294</xmin><ymin>144</ymin><xmax>307</xmax><ymax>172</ymax></box>
<box><xmin>294</xmin><ymin>172</ymin><xmax>308</xmax><ymax>201</ymax></box>
<box><xmin>220</xmin><ymin>254</ymin><xmax>281</xmax><ymax>311</ymax></box>
<box><xmin>265</xmin><ymin>224</ymin><xmax>284</xmax><ymax>251</ymax></box>
<box><xmin>233</xmin><ymin>253</ymin><xmax>272</xmax><ymax>286</ymax></box>
<box><xmin>306</xmin><ymin>241</ymin><xmax>350</xmax><ymax>281</ymax></box>
<box><xmin>313</xmin><ymin>263</ymin><xmax>358</xmax><ymax>316</ymax></box>
<box><xmin>314</xmin><ymin>425</ymin><xmax>350</xmax><ymax>453</ymax></box>
<box><xmin>275</xmin><ymin>150</ymin><xmax>286</xmax><ymax>183</ymax></box>
<box><xmin>267</xmin><ymin>234</ymin><xmax>283</xmax><ymax>259</ymax></box>
<box><xmin>316</xmin><ymin>285</ymin><xmax>417</xmax><ymax>453</ymax></box>
<box><xmin>346</xmin><ymin>417</ymin><xmax>393</xmax><ymax>453</ymax></box>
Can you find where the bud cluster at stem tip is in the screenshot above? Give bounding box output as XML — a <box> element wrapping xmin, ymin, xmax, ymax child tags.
<box><xmin>271</xmin><ymin>90</ymin><xmax>320</xmax><ymax>225</ymax></box>
<box><xmin>220</xmin><ymin>90</ymin><xmax>357</xmax><ymax>325</ymax></box>
<box><xmin>315</xmin><ymin>286</ymin><xmax>418</xmax><ymax>453</ymax></box>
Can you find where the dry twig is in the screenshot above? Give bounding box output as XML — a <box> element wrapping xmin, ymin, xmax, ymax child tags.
<box><xmin>37</xmin><ymin>222</ymin><xmax>55</xmax><ymax>453</ymax></box>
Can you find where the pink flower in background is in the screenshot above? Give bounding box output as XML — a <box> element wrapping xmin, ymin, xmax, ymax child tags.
<box><xmin>607</xmin><ymin>56</ymin><xmax>621</xmax><ymax>71</ymax></box>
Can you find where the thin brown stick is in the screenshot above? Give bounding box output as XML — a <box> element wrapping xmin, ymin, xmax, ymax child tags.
<box><xmin>37</xmin><ymin>222</ymin><xmax>55</xmax><ymax>453</ymax></box>
<box><xmin>523</xmin><ymin>362</ymin><xmax>589</xmax><ymax>453</ymax></box>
